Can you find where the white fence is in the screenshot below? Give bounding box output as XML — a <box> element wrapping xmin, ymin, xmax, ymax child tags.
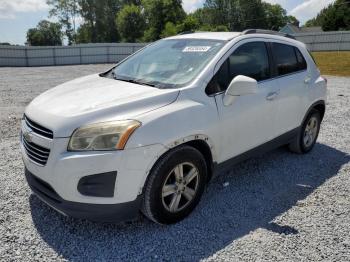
<box><xmin>0</xmin><ymin>43</ymin><xmax>146</xmax><ymax>67</ymax></box>
<box><xmin>0</xmin><ymin>31</ymin><xmax>349</xmax><ymax>67</ymax></box>
<box><xmin>294</xmin><ymin>31</ymin><xmax>350</xmax><ymax>52</ymax></box>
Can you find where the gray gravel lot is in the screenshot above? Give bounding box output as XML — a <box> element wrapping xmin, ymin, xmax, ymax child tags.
<box><xmin>0</xmin><ymin>65</ymin><xmax>350</xmax><ymax>261</ymax></box>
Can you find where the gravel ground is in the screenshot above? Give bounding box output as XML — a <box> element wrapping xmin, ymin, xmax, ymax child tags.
<box><xmin>0</xmin><ymin>65</ymin><xmax>349</xmax><ymax>262</ymax></box>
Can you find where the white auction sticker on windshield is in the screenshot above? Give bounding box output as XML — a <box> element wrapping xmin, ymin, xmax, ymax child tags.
<box><xmin>182</xmin><ymin>46</ymin><xmax>211</xmax><ymax>52</ymax></box>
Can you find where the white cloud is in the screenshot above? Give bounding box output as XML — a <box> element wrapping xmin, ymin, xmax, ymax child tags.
<box><xmin>290</xmin><ymin>0</ymin><xmax>335</xmax><ymax>24</ymax></box>
<box><xmin>182</xmin><ymin>0</ymin><xmax>204</xmax><ymax>13</ymax></box>
<box><xmin>263</xmin><ymin>0</ymin><xmax>288</xmax><ymax>5</ymax></box>
<box><xmin>0</xmin><ymin>0</ymin><xmax>48</xmax><ymax>19</ymax></box>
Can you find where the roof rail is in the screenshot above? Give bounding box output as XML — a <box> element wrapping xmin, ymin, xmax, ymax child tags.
<box><xmin>242</xmin><ymin>29</ymin><xmax>295</xmax><ymax>39</ymax></box>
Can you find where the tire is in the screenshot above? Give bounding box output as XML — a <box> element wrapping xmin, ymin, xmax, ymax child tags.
<box><xmin>289</xmin><ymin>109</ymin><xmax>321</xmax><ymax>154</ymax></box>
<box><xmin>141</xmin><ymin>145</ymin><xmax>207</xmax><ymax>224</ymax></box>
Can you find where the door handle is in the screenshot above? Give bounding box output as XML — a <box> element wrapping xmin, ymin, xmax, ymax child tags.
<box><xmin>266</xmin><ymin>90</ymin><xmax>279</xmax><ymax>101</ymax></box>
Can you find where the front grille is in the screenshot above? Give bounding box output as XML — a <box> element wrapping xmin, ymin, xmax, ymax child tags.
<box><xmin>24</xmin><ymin>115</ymin><xmax>53</xmax><ymax>139</ymax></box>
<box><xmin>22</xmin><ymin>135</ymin><xmax>50</xmax><ymax>166</ymax></box>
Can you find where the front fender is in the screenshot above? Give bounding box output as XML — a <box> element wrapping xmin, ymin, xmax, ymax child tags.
<box><xmin>126</xmin><ymin>92</ymin><xmax>220</xmax><ymax>162</ymax></box>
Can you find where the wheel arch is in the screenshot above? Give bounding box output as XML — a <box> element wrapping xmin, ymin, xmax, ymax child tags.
<box><xmin>303</xmin><ymin>100</ymin><xmax>326</xmax><ymax>124</ymax></box>
<box><xmin>142</xmin><ymin>135</ymin><xmax>216</xmax><ymax>192</ymax></box>
<box><xmin>184</xmin><ymin>139</ymin><xmax>214</xmax><ymax>182</ymax></box>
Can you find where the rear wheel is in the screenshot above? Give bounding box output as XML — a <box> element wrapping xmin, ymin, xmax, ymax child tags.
<box><xmin>289</xmin><ymin>109</ymin><xmax>321</xmax><ymax>154</ymax></box>
<box><xmin>141</xmin><ymin>145</ymin><xmax>207</xmax><ymax>224</ymax></box>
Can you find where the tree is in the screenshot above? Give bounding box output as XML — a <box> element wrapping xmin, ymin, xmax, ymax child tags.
<box><xmin>263</xmin><ymin>3</ymin><xmax>299</xmax><ymax>30</ymax></box>
<box><xmin>47</xmin><ymin>0</ymin><xmax>79</xmax><ymax>45</ymax></box>
<box><xmin>199</xmin><ymin>0</ymin><xmax>294</xmax><ymax>31</ymax></box>
<box><xmin>203</xmin><ymin>0</ymin><xmax>257</xmax><ymax>30</ymax></box>
<box><xmin>26</xmin><ymin>20</ymin><xmax>63</xmax><ymax>46</ymax></box>
<box><xmin>75</xmin><ymin>23</ymin><xmax>91</xmax><ymax>43</ymax></box>
<box><xmin>78</xmin><ymin>0</ymin><xmax>122</xmax><ymax>43</ymax></box>
<box><xmin>203</xmin><ymin>0</ymin><xmax>232</xmax><ymax>28</ymax></box>
<box><xmin>116</xmin><ymin>4</ymin><xmax>145</xmax><ymax>42</ymax></box>
<box><xmin>160</xmin><ymin>22</ymin><xmax>178</xmax><ymax>37</ymax></box>
<box><xmin>213</xmin><ymin>25</ymin><xmax>228</xmax><ymax>31</ymax></box>
<box><xmin>305</xmin><ymin>0</ymin><xmax>350</xmax><ymax>31</ymax></box>
<box><xmin>142</xmin><ymin>0</ymin><xmax>186</xmax><ymax>41</ymax></box>
<box><xmin>322</xmin><ymin>0</ymin><xmax>350</xmax><ymax>31</ymax></box>
<box><xmin>286</xmin><ymin>15</ymin><xmax>299</xmax><ymax>26</ymax></box>
<box><xmin>191</xmin><ymin>7</ymin><xmax>216</xmax><ymax>30</ymax></box>
<box><xmin>176</xmin><ymin>15</ymin><xmax>200</xmax><ymax>33</ymax></box>
<box><xmin>236</xmin><ymin>0</ymin><xmax>267</xmax><ymax>30</ymax></box>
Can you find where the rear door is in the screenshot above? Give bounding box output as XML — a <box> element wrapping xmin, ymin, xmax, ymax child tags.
<box><xmin>270</xmin><ymin>42</ymin><xmax>309</xmax><ymax>136</ymax></box>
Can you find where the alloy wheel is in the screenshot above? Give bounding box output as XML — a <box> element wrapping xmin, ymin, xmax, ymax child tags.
<box><xmin>161</xmin><ymin>162</ymin><xmax>199</xmax><ymax>213</ymax></box>
<box><xmin>303</xmin><ymin>116</ymin><xmax>318</xmax><ymax>147</ymax></box>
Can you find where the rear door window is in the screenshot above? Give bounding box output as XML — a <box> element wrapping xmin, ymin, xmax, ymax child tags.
<box><xmin>272</xmin><ymin>43</ymin><xmax>299</xmax><ymax>76</ymax></box>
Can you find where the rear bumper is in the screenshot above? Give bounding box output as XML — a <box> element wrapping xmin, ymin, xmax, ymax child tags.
<box><xmin>25</xmin><ymin>168</ymin><xmax>142</xmax><ymax>222</ymax></box>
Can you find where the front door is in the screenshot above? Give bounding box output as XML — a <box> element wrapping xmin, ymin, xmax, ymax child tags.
<box><xmin>208</xmin><ymin>40</ymin><xmax>280</xmax><ymax>163</ymax></box>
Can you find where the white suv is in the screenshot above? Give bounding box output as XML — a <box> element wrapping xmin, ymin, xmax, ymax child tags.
<box><xmin>21</xmin><ymin>30</ymin><xmax>327</xmax><ymax>224</ymax></box>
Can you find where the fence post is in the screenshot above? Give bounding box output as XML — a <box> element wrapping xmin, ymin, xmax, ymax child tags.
<box><xmin>338</xmin><ymin>31</ymin><xmax>343</xmax><ymax>52</ymax></box>
<box><xmin>24</xmin><ymin>47</ymin><xmax>29</xmax><ymax>67</ymax></box>
<box><xmin>107</xmin><ymin>46</ymin><xmax>110</xmax><ymax>63</ymax></box>
<box><xmin>312</xmin><ymin>33</ymin><xmax>317</xmax><ymax>52</ymax></box>
<box><xmin>53</xmin><ymin>47</ymin><xmax>56</xmax><ymax>65</ymax></box>
<box><xmin>79</xmin><ymin>46</ymin><xmax>82</xmax><ymax>64</ymax></box>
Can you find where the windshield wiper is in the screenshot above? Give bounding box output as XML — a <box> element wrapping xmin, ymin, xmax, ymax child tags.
<box><xmin>114</xmin><ymin>77</ymin><xmax>157</xmax><ymax>87</ymax></box>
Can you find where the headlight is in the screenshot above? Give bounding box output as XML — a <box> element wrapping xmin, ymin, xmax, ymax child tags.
<box><xmin>68</xmin><ymin>120</ymin><xmax>141</xmax><ymax>151</ymax></box>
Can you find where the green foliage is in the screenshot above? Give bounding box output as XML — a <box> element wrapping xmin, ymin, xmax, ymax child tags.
<box><xmin>236</xmin><ymin>0</ymin><xmax>266</xmax><ymax>30</ymax></box>
<box><xmin>263</xmin><ymin>3</ymin><xmax>299</xmax><ymax>30</ymax></box>
<box><xmin>177</xmin><ymin>15</ymin><xmax>200</xmax><ymax>33</ymax></box>
<box><xmin>305</xmin><ymin>0</ymin><xmax>350</xmax><ymax>31</ymax></box>
<box><xmin>78</xmin><ymin>0</ymin><xmax>122</xmax><ymax>43</ymax></box>
<box><xmin>191</xmin><ymin>7</ymin><xmax>216</xmax><ymax>28</ymax></box>
<box><xmin>142</xmin><ymin>0</ymin><xmax>186</xmax><ymax>41</ymax></box>
<box><xmin>43</xmin><ymin>0</ymin><xmax>304</xmax><ymax>44</ymax></box>
<box><xmin>75</xmin><ymin>24</ymin><xmax>92</xmax><ymax>43</ymax></box>
<box><xmin>160</xmin><ymin>22</ymin><xmax>178</xmax><ymax>38</ymax></box>
<box><xmin>213</xmin><ymin>25</ymin><xmax>228</xmax><ymax>31</ymax></box>
<box><xmin>200</xmin><ymin>0</ymin><xmax>294</xmax><ymax>31</ymax></box>
<box><xmin>322</xmin><ymin>0</ymin><xmax>350</xmax><ymax>31</ymax></box>
<box><xmin>26</xmin><ymin>20</ymin><xmax>63</xmax><ymax>46</ymax></box>
<box><xmin>286</xmin><ymin>16</ymin><xmax>299</xmax><ymax>26</ymax></box>
<box><xmin>116</xmin><ymin>4</ymin><xmax>145</xmax><ymax>42</ymax></box>
<box><xmin>47</xmin><ymin>0</ymin><xmax>79</xmax><ymax>45</ymax></box>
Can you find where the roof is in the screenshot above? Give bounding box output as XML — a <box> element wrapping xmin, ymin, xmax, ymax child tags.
<box><xmin>300</xmin><ymin>27</ymin><xmax>323</xmax><ymax>33</ymax></box>
<box><xmin>165</xmin><ymin>31</ymin><xmax>304</xmax><ymax>47</ymax></box>
<box><xmin>166</xmin><ymin>32</ymin><xmax>241</xmax><ymax>41</ymax></box>
<box><xmin>280</xmin><ymin>24</ymin><xmax>323</xmax><ymax>34</ymax></box>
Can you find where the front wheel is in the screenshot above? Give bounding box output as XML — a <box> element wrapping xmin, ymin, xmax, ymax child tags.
<box><xmin>289</xmin><ymin>109</ymin><xmax>321</xmax><ymax>154</ymax></box>
<box><xmin>141</xmin><ymin>145</ymin><xmax>207</xmax><ymax>224</ymax></box>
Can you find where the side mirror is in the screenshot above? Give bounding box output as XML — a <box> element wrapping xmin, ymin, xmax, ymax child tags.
<box><xmin>223</xmin><ymin>75</ymin><xmax>258</xmax><ymax>106</ymax></box>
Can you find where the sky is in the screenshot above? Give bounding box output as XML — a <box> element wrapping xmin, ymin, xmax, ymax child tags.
<box><xmin>0</xmin><ymin>0</ymin><xmax>335</xmax><ymax>45</ymax></box>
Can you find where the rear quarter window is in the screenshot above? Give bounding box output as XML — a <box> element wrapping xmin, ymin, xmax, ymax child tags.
<box><xmin>295</xmin><ymin>47</ymin><xmax>307</xmax><ymax>70</ymax></box>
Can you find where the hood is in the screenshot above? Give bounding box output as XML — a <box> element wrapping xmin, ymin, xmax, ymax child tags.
<box><xmin>25</xmin><ymin>74</ymin><xmax>179</xmax><ymax>137</ymax></box>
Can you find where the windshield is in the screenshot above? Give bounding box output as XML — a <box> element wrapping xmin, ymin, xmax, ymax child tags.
<box><xmin>111</xmin><ymin>39</ymin><xmax>226</xmax><ymax>88</ymax></box>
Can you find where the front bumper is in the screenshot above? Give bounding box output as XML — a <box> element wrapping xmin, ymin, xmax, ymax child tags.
<box><xmin>20</xmin><ymin>117</ymin><xmax>167</xmax><ymax>221</ymax></box>
<box><xmin>20</xmin><ymin>133</ymin><xmax>166</xmax><ymax>204</ymax></box>
<box><xmin>25</xmin><ymin>168</ymin><xmax>142</xmax><ymax>222</ymax></box>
